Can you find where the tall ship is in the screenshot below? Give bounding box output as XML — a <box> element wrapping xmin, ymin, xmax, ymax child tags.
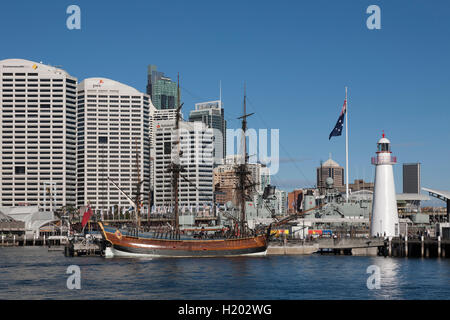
<box><xmin>98</xmin><ymin>79</ymin><xmax>270</xmax><ymax>257</ymax></box>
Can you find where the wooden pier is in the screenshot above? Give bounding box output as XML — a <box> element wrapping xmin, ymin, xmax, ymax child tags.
<box><xmin>268</xmin><ymin>236</ymin><xmax>450</xmax><ymax>257</ymax></box>
<box><xmin>0</xmin><ymin>234</ymin><xmax>63</xmax><ymax>247</ymax></box>
<box><xmin>384</xmin><ymin>236</ymin><xmax>449</xmax><ymax>258</ymax></box>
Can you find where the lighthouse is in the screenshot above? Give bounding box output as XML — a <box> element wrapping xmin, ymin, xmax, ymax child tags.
<box><xmin>370</xmin><ymin>132</ymin><xmax>399</xmax><ymax>238</ymax></box>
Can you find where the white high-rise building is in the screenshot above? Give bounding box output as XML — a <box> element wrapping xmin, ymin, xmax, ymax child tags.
<box><xmin>0</xmin><ymin>59</ymin><xmax>77</xmax><ymax>210</ymax></box>
<box><xmin>149</xmin><ymin>103</ymin><xmax>177</xmax><ymax>143</ymax></box>
<box><xmin>370</xmin><ymin>133</ymin><xmax>399</xmax><ymax>238</ymax></box>
<box><xmin>153</xmin><ymin>119</ymin><xmax>213</xmax><ymax>208</ymax></box>
<box><xmin>149</xmin><ymin>103</ymin><xmax>178</xmax><ymax>195</ymax></box>
<box><xmin>76</xmin><ymin>78</ymin><xmax>150</xmax><ymax>211</ymax></box>
<box><xmin>188</xmin><ymin>100</ymin><xmax>226</xmax><ymax>165</ymax></box>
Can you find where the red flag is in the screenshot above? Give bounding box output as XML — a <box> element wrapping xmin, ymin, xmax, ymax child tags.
<box><xmin>340</xmin><ymin>99</ymin><xmax>347</xmax><ymax>115</ymax></box>
<box><xmin>81</xmin><ymin>205</ymin><xmax>93</xmax><ymax>228</ymax></box>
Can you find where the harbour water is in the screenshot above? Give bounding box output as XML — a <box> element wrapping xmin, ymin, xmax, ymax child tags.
<box><xmin>0</xmin><ymin>247</ymin><xmax>448</xmax><ymax>300</ymax></box>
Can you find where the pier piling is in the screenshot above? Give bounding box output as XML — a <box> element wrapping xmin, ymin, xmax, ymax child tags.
<box><xmin>438</xmin><ymin>236</ymin><xmax>441</xmax><ymax>257</ymax></box>
<box><xmin>421</xmin><ymin>236</ymin><xmax>424</xmax><ymax>257</ymax></box>
<box><xmin>388</xmin><ymin>238</ymin><xmax>392</xmax><ymax>257</ymax></box>
<box><xmin>405</xmin><ymin>236</ymin><xmax>408</xmax><ymax>257</ymax></box>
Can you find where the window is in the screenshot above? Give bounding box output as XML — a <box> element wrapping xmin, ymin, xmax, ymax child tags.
<box><xmin>164</xmin><ymin>142</ymin><xmax>172</xmax><ymax>155</ymax></box>
<box><xmin>377</xmin><ymin>143</ymin><xmax>390</xmax><ymax>152</ymax></box>
<box><xmin>98</xmin><ymin>137</ymin><xmax>108</xmax><ymax>143</ymax></box>
<box><xmin>15</xmin><ymin>166</ymin><xmax>26</xmax><ymax>174</ymax></box>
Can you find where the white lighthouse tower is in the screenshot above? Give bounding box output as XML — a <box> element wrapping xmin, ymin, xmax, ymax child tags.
<box><xmin>370</xmin><ymin>132</ymin><xmax>399</xmax><ymax>238</ymax></box>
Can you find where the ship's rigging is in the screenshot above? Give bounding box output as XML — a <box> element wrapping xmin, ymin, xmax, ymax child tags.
<box><xmin>106</xmin><ymin>77</ymin><xmax>266</xmax><ymax>239</ymax></box>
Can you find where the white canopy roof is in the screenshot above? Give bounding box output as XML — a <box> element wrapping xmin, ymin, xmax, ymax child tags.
<box><xmin>422</xmin><ymin>187</ymin><xmax>450</xmax><ymax>201</ymax></box>
<box><xmin>396</xmin><ymin>193</ymin><xmax>430</xmax><ymax>201</ymax></box>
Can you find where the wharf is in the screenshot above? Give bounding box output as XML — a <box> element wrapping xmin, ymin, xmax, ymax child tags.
<box><xmin>0</xmin><ymin>235</ymin><xmax>64</xmax><ymax>247</ymax></box>
<box><xmin>385</xmin><ymin>236</ymin><xmax>449</xmax><ymax>258</ymax></box>
<box><xmin>267</xmin><ymin>236</ymin><xmax>450</xmax><ymax>257</ymax></box>
<box><xmin>267</xmin><ymin>238</ymin><xmax>384</xmax><ymax>256</ymax></box>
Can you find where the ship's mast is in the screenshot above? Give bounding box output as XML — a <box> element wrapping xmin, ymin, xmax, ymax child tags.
<box><xmin>173</xmin><ymin>73</ymin><xmax>181</xmax><ymax>232</ymax></box>
<box><xmin>135</xmin><ymin>138</ymin><xmax>141</xmax><ymax>229</ymax></box>
<box><xmin>236</xmin><ymin>83</ymin><xmax>253</xmax><ymax>235</ymax></box>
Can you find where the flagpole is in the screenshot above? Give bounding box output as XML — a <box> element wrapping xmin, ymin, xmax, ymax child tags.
<box><xmin>345</xmin><ymin>86</ymin><xmax>349</xmax><ymax>202</ymax></box>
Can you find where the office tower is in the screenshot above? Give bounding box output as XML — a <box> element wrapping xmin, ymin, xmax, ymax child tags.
<box><xmin>146</xmin><ymin>65</ymin><xmax>178</xmax><ymax>110</ymax></box>
<box><xmin>153</xmin><ymin>119</ymin><xmax>214</xmax><ymax>208</ymax></box>
<box><xmin>316</xmin><ymin>156</ymin><xmax>344</xmax><ymax>193</ymax></box>
<box><xmin>76</xmin><ymin>78</ymin><xmax>150</xmax><ymax>211</ymax></box>
<box><xmin>148</xmin><ymin>103</ymin><xmax>178</xmax><ymax>200</ymax></box>
<box><xmin>189</xmin><ymin>100</ymin><xmax>226</xmax><ymax>165</ymax></box>
<box><xmin>0</xmin><ymin>59</ymin><xmax>77</xmax><ymax>210</ymax></box>
<box><xmin>403</xmin><ymin>163</ymin><xmax>421</xmax><ymax>194</ymax></box>
<box><xmin>213</xmin><ymin>166</ymin><xmax>238</xmax><ymax>205</ymax></box>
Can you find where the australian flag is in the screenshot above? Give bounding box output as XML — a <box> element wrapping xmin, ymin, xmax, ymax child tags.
<box><xmin>328</xmin><ymin>99</ymin><xmax>347</xmax><ymax>140</ymax></box>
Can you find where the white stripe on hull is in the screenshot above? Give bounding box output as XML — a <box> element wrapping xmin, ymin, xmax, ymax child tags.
<box><xmin>105</xmin><ymin>246</ymin><xmax>267</xmax><ymax>258</ymax></box>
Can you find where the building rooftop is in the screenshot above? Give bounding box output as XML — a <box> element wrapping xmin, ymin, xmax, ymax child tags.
<box><xmin>322</xmin><ymin>158</ymin><xmax>341</xmax><ymax>168</ymax></box>
<box><xmin>396</xmin><ymin>193</ymin><xmax>431</xmax><ymax>201</ymax></box>
<box><xmin>79</xmin><ymin>77</ymin><xmax>143</xmax><ymax>94</ymax></box>
<box><xmin>0</xmin><ymin>58</ymin><xmax>73</xmax><ymax>77</ymax></box>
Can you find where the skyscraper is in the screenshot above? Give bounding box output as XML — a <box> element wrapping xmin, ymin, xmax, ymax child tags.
<box><xmin>0</xmin><ymin>59</ymin><xmax>77</xmax><ymax>210</ymax></box>
<box><xmin>146</xmin><ymin>65</ymin><xmax>178</xmax><ymax>110</ymax></box>
<box><xmin>148</xmin><ymin>103</ymin><xmax>178</xmax><ymax>202</ymax></box>
<box><xmin>76</xmin><ymin>78</ymin><xmax>150</xmax><ymax>211</ymax></box>
<box><xmin>403</xmin><ymin>163</ymin><xmax>421</xmax><ymax>194</ymax></box>
<box><xmin>153</xmin><ymin>119</ymin><xmax>214</xmax><ymax>208</ymax></box>
<box><xmin>316</xmin><ymin>156</ymin><xmax>345</xmax><ymax>193</ymax></box>
<box><xmin>189</xmin><ymin>100</ymin><xmax>226</xmax><ymax>165</ymax></box>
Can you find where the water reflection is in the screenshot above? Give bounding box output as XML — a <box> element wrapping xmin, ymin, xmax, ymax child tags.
<box><xmin>368</xmin><ymin>257</ymin><xmax>402</xmax><ymax>299</ymax></box>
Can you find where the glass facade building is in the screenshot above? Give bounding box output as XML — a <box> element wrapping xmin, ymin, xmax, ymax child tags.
<box><xmin>146</xmin><ymin>65</ymin><xmax>178</xmax><ymax>110</ymax></box>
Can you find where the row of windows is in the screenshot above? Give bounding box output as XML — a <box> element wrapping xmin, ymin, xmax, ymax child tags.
<box><xmin>3</xmin><ymin>91</ymin><xmax>66</xmax><ymax>97</ymax></box>
<box><xmin>2</xmin><ymin>78</ymin><xmax>63</xmax><ymax>82</ymax></box>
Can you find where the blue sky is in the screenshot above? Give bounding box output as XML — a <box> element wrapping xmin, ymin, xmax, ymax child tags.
<box><xmin>1</xmin><ymin>0</ymin><xmax>449</xmax><ymax>201</ymax></box>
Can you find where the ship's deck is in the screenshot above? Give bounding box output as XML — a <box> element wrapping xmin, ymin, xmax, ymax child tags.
<box><xmin>103</xmin><ymin>226</ymin><xmax>243</xmax><ymax>241</ymax></box>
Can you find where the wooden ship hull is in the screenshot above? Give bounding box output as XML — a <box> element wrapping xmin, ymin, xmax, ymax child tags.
<box><xmin>99</xmin><ymin>223</ymin><xmax>269</xmax><ymax>258</ymax></box>
<box><xmin>95</xmin><ymin>81</ymin><xmax>271</xmax><ymax>259</ymax></box>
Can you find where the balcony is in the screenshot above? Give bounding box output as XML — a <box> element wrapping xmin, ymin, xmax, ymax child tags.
<box><xmin>371</xmin><ymin>156</ymin><xmax>397</xmax><ymax>165</ymax></box>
